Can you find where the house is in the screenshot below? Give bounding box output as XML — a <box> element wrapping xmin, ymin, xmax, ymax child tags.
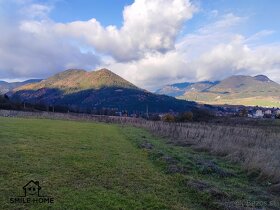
<box><xmin>130</xmin><ymin>113</ymin><xmax>137</xmax><ymax>118</ymax></box>
<box><xmin>276</xmin><ymin>110</ymin><xmax>280</xmax><ymax>118</ymax></box>
<box><xmin>264</xmin><ymin>110</ymin><xmax>272</xmax><ymax>118</ymax></box>
<box><xmin>247</xmin><ymin>114</ymin><xmax>253</xmax><ymax>118</ymax></box>
<box><xmin>254</xmin><ymin>110</ymin><xmax>264</xmax><ymax>118</ymax></box>
<box><xmin>23</xmin><ymin>180</ymin><xmax>41</xmax><ymax>196</ymax></box>
<box><xmin>264</xmin><ymin>110</ymin><xmax>272</xmax><ymax>115</ymax></box>
<box><xmin>115</xmin><ymin>112</ymin><xmax>122</xmax><ymax>117</ymax></box>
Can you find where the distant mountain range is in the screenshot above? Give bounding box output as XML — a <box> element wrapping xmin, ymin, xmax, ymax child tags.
<box><xmin>7</xmin><ymin>68</ymin><xmax>200</xmax><ymax>113</ymax></box>
<box><xmin>0</xmin><ymin>79</ymin><xmax>42</xmax><ymax>95</ymax></box>
<box><xmin>156</xmin><ymin>75</ymin><xmax>280</xmax><ymax>107</ymax></box>
<box><xmin>3</xmin><ymin>70</ymin><xmax>278</xmax><ymax>112</ymax></box>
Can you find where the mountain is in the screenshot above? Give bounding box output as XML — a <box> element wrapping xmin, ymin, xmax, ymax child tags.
<box><xmin>155</xmin><ymin>81</ymin><xmax>219</xmax><ymax>97</ymax></box>
<box><xmin>157</xmin><ymin>75</ymin><xmax>280</xmax><ymax>107</ymax></box>
<box><xmin>10</xmin><ymin>68</ymin><xmax>200</xmax><ymax>113</ymax></box>
<box><xmin>15</xmin><ymin>69</ymin><xmax>137</xmax><ymax>93</ymax></box>
<box><xmin>0</xmin><ymin>79</ymin><xmax>42</xmax><ymax>95</ymax></box>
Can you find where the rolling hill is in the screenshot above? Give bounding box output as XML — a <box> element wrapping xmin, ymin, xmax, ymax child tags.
<box><xmin>9</xmin><ymin>68</ymin><xmax>199</xmax><ymax>113</ymax></box>
<box><xmin>157</xmin><ymin>75</ymin><xmax>280</xmax><ymax>107</ymax></box>
<box><xmin>0</xmin><ymin>79</ymin><xmax>42</xmax><ymax>95</ymax></box>
<box><xmin>14</xmin><ymin>69</ymin><xmax>138</xmax><ymax>93</ymax></box>
<box><xmin>155</xmin><ymin>81</ymin><xmax>219</xmax><ymax>97</ymax></box>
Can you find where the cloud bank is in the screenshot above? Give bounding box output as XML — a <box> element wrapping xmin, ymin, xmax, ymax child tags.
<box><xmin>54</xmin><ymin>0</ymin><xmax>195</xmax><ymax>61</ymax></box>
<box><xmin>0</xmin><ymin>0</ymin><xmax>279</xmax><ymax>90</ymax></box>
<box><xmin>0</xmin><ymin>0</ymin><xmax>100</xmax><ymax>79</ymax></box>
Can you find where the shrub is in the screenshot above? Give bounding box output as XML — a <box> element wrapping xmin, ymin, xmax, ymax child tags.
<box><xmin>149</xmin><ymin>114</ymin><xmax>161</xmax><ymax>121</ymax></box>
<box><xmin>177</xmin><ymin>111</ymin><xmax>193</xmax><ymax>122</ymax></box>
<box><xmin>162</xmin><ymin>114</ymin><xmax>176</xmax><ymax>122</ymax></box>
<box><xmin>239</xmin><ymin>108</ymin><xmax>248</xmax><ymax>117</ymax></box>
<box><xmin>274</xmin><ymin>110</ymin><xmax>280</xmax><ymax>119</ymax></box>
<box><xmin>192</xmin><ymin>109</ymin><xmax>214</xmax><ymax>122</ymax></box>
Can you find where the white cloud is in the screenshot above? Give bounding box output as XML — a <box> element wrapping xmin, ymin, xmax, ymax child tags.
<box><xmin>20</xmin><ymin>3</ymin><xmax>52</xmax><ymax>19</ymax></box>
<box><xmin>53</xmin><ymin>0</ymin><xmax>196</xmax><ymax>61</ymax></box>
<box><xmin>104</xmin><ymin>13</ymin><xmax>280</xmax><ymax>90</ymax></box>
<box><xmin>103</xmin><ymin>51</ymin><xmax>193</xmax><ymax>90</ymax></box>
<box><xmin>0</xmin><ymin>20</ymin><xmax>100</xmax><ymax>79</ymax></box>
<box><xmin>245</xmin><ymin>30</ymin><xmax>275</xmax><ymax>43</ymax></box>
<box><xmin>0</xmin><ymin>0</ymin><xmax>196</xmax><ymax>81</ymax></box>
<box><xmin>0</xmin><ymin>1</ymin><xmax>100</xmax><ymax>79</ymax></box>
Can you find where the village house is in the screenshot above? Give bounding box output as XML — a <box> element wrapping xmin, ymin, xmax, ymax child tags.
<box><xmin>254</xmin><ymin>109</ymin><xmax>264</xmax><ymax>118</ymax></box>
<box><xmin>264</xmin><ymin>110</ymin><xmax>272</xmax><ymax>115</ymax></box>
<box><xmin>276</xmin><ymin>109</ymin><xmax>280</xmax><ymax>118</ymax></box>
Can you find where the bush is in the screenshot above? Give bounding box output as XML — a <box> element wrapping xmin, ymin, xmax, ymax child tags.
<box><xmin>149</xmin><ymin>114</ymin><xmax>161</xmax><ymax>121</ymax></box>
<box><xmin>177</xmin><ymin>111</ymin><xmax>193</xmax><ymax>122</ymax></box>
<box><xmin>275</xmin><ymin>111</ymin><xmax>280</xmax><ymax>119</ymax></box>
<box><xmin>162</xmin><ymin>114</ymin><xmax>176</xmax><ymax>122</ymax></box>
<box><xmin>192</xmin><ymin>109</ymin><xmax>214</xmax><ymax>122</ymax></box>
<box><xmin>239</xmin><ymin>108</ymin><xmax>248</xmax><ymax>117</ymax></box>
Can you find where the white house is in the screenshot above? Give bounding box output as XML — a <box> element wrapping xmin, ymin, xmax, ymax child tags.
<box><xmin>264</xmin><ymin>110</ymin><xmax>272</xmax><ymax>115</ymax></box>
<box><xmin>247</xmin><ymin>114</ymin><xmax>253</xmax><ymax>118</ymax></box>
<box><xmin>254</xmin><ymin>110</ymin><xmax>264</xmax><ymax>118</ymax></box>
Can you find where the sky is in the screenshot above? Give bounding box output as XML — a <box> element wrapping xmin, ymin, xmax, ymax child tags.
<box><xmin>0</xmin><ymin>0</ymin><xmax>280</xmax><ymax>90</ymax></box>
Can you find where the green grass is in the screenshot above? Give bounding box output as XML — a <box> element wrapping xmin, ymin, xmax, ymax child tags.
<box><xmin>0</xmin><ymin>117</ymin><xmax>278</xmax><ymax>210</ymax></box>
<box><xmin>180</xmin><ymin>94</ymin><xmax>280</xmax><ymax>108</ymax></box>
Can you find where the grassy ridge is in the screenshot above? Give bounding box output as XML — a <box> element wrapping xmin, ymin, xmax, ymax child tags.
<box><xmin>173</xmin><ymin>75</ymin><xmax>280</xmax><ymax>107</ymax></box>
<box><xmin>180</xmin><ymin>94</ymin><xmax>280</xmax><ymax>107</ymax></box>
<box><xmin>0</xmin><ymin>117</ymin><xmax>279</xmax><ymax>209</ymax></box>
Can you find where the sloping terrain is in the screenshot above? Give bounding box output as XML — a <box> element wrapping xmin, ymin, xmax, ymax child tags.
<box><xmin>157</xmin><ymin>75</ymin><xmax>280</xmax><ymax>107</ymax></box>
<box><xmin>0</xmin><ymin>79</ymin><xmax>42</xmax><ymax>94</ymax></box>
<box><xmin>15</xmin><ymin>69</ymin><xmax>137</xmax><ymax>93</ymax></box>
<box><xmin>156</xmin><ymin>81</ymin><xmax>218</xmax><ymax>97</ymax></box>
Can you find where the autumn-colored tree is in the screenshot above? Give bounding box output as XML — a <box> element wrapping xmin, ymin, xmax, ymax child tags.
<box><xmin>162</xmin><ymin>114</ymin><xmax>175</xmax><ymax>122</ymax></box>
<box><xmin>239</xmin><ymin>108</ymin><xmax>248</xmax><ymax>117</ymax></box>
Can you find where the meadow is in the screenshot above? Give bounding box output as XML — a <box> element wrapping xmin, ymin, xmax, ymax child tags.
<box><xmin>0</xmin><ymin>116</ymin><xmax>279</xmax><ymax>209</ymax></box>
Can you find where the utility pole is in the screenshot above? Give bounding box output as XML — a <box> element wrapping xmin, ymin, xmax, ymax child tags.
<box><xmin>146</xmin><ymin>104</ymin><xmax>149</xmax><ymax>119</ymax></box>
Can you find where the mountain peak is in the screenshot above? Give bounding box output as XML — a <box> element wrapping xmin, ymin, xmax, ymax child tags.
<box><xmin>63</xmin><ymin>69</ymin><xmax>86</xmax><ymax>73</ymax></box>
<box><xmin>15</xmin><ymin>68</ymin><xmax>138</xmax><ymax>92</ymax></box>
<box><xmin>55</xmin><ymin>69</ymin><xmax>86</xmax><ymax>77</ymax></box>
<box><xmin>156</xmin><ymin>74</ymin><xmax>280</xmax><ymax>107</ymax></box>
<box><xmin>94</xmin><ymin>68</ymin><xmax>118</xmax><ymax>77</ymax></box>
<box><xmin>96</xmin><ymin>68</ymin><xmax>112</xmax><ymax>73</ymax></box>
<box><xmin>254</xmin><ymin>75</ymin><xmax>271</xmax><ymax>82</ymax></box>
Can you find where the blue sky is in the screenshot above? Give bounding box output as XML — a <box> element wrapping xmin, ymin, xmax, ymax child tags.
<box><xmin>48</xmin><ymin>0</ymin><xmax>280</xmax><ymax>41</ymax></box>
<box><xmin>200</xmin><ymin>0</ymin><xmax>280</xmax><ymax>40</ymax></box>
<box><xmin>0</xmin><ymin>0</ymin><xmax>279</xmax><ymax>89</ymax></box>
<box><xmin>50</xmin><ymin>0</ymin><xmax>134</xmax><ymax>26</ymax></box>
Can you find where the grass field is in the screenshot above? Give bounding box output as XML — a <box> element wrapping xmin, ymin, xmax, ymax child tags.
<box><xmin>0</xmin><ymin>117</ymin><xmax>279</xmax><ymax>210</ymax></box>
<box><xmin>179</xmin><ymin>95</ymin><xmax>280</xmax><ymax>108</ymax></box>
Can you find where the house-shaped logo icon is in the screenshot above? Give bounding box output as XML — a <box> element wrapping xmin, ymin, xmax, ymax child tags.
<box><xmin>23</xmin><ymin>180</ymin><xmax>41</xmax><ymax>196</ymax></box>
<box><xmin>10</xmin><ymin>180</ymin><xmax>55</xmax><ymax>204</ymax></box>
